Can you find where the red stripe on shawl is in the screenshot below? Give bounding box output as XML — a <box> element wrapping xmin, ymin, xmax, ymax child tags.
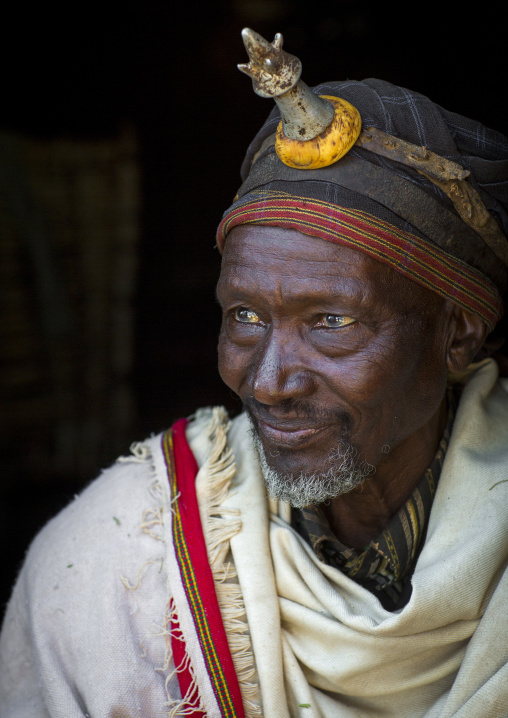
<box><xmin>166</xmin><ymin>419</ymin><xmax>245</xmax><ymax>717</ymax></box>
<box><xmin>170</xmin><ymin>601</ymin><xmax>205</xmax><ymax>716</ymax></box>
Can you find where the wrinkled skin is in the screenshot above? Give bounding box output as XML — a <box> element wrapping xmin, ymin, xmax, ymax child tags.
<box><xmin>217</xmin><ymin>225</ymin><xmax>486</xmax><ymax>546</ymax></box>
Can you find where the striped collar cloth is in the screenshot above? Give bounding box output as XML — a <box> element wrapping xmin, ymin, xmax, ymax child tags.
<box><xmin>291</xmin><ymin>391</ymin><xmax>456</xmax><ymax>611</ymax></box>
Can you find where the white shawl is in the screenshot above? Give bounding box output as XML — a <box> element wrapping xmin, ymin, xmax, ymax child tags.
<box><xmin>190</xmin><ymin>358</ymin><xmax>508</xmax><ymax>717</ymax></box>
<box><xmin>1</xmin><ymin>359</ymin><xmax>507</xmax><ymax>717</ymax></box>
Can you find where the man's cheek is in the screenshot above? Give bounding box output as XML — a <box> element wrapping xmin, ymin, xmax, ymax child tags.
<box><xmin>217</xmin><ymin>338</ymin><xmax>244</xmax><ymax>393</ymax></box>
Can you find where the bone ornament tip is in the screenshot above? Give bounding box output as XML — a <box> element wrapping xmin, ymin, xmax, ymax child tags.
<box><xmin>239</xmin><ymin>27</ymin><xmax>362</xmax><ymax>169</ymax></box>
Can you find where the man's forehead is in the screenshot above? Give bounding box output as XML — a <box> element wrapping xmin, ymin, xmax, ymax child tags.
<box><xmin>218</xmin><ymin>224</ymin><xmax>432</xmax><ymax>310</ymax></box>
<box><xmin>222</xmin><ymin>224</ymin><xmax>372</xmax><ymax>269</ymax></box>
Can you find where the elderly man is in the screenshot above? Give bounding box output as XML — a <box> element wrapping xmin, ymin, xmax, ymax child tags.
<box><xmin>1</xmin><ymin>29</ymin><xmax>508</xmax><ymax>718</ymax></box>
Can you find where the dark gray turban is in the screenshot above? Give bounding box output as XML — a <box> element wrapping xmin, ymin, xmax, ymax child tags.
<box><xmin>218</xmin><ymin>79</ymin><xmax>508</xmax><ymax>348</ymax></box>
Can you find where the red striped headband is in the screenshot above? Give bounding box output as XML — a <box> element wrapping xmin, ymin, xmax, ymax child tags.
<box><xmin>217</xmin><ymin>191</ymin><xmax>503</xmax><ymax>331</ymax></box>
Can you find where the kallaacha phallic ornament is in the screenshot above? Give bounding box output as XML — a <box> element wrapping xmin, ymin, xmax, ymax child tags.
<box><xmin>237</xmin><ymin>29</ymin><xmax>508</xmax><ymax>266</ymax></box>
<box><xmin>238</xmin><ymin>28</ymin><xmax>362</xmax><ymax>169</ymax></box>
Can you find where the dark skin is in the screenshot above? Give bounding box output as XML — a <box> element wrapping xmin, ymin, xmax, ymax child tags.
<box><xmin>217</xmin><ymin>225</ymin><xmax>487</xmax><ymax>548</ymax></box>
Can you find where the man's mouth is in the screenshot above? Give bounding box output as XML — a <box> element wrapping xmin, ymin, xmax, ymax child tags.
<box><xmin>257</xmin><ymin>418</ymin><xmax>330</xmax><ymax>448</ymax></box>
<box><xmin>244</xmin><ymin>398</ymin><xmax>354</xmax><ymax>451</ymax></box>
<box><xmin>248</xmin><ymin>403</ymin><xmax>335</xmax><ymax>449</ymax></box>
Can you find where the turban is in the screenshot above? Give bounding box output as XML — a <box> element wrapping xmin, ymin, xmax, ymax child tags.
<box><xmin>217</xmin><ymin>79</ymin><xmax>508</xmax><ymax>334</ymax></box>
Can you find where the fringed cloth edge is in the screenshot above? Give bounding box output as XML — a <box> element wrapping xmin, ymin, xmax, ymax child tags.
<box><xmin>162</xmin><ymin>412</ymin><xmax>261</xmax><ymax>717</ymax></box>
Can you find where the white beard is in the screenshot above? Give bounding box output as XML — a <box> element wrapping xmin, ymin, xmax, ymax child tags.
<box><xmin>252</xmin><ymin>433</ymin><xmax>375</xmax><ymax>508</ymax></box>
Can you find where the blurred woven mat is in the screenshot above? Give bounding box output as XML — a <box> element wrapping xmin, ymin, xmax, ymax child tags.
<box><xmin>0</xmin><ymin>129</ymin><xmax>140</xmax><ymax>607</ymax></box>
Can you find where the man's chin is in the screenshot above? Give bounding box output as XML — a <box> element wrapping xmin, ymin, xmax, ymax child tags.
<box><xmin>252</xmin><ymin>434</ymin><xmax>375</xmax><ymax>508</ymax></box>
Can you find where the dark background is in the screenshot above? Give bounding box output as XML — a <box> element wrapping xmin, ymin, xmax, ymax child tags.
<box><xmin>1</xmin><ymin>2</ymin><xmax>506</xmax><ymax>612</ymax></box>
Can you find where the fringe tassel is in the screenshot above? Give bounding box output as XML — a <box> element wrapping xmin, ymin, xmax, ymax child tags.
<box><xmin>122</xmin><ymin>413</ymin><xmax>263</xmax><ymax>717</ymax></box>
<box><xmin>197</xmin><ymin>407</ymin><xmax>263</xmax><ymax>717</ymax></box>
<box><xmin>164</xmin><ymin>599</ymin><xmax>207</xmax><ymax>717</ymax></box>
<box><xmin>118</xmin><ymin>440</ymin><xmax>152</xmax><ymax>463</ymax></box>
<box><xmin>121</xmin><ymin>439</ymin><xmax>205</xmax><ymax>717</ymax></box>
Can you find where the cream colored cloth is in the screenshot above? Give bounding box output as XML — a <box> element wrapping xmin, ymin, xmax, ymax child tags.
<box><xmin>1</xmin><ymin>359</ymin><xmax>507</xmax><ymax>717</ymax></box>
<box><xmin>214</xmin><ymin>359</ymin><xmax>508</xmax><ymax>717</ymax></box>
<box><xmin>0</xmin><ymin>444</ymin><xmax>180</xmax><ymax>717</ymax></box>
<box><xmin>0</xmin><ymin>411</ymin><xmax>259</xmax><ymax>718</ymax></box>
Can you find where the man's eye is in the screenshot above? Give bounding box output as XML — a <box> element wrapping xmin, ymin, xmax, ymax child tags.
<box><xmin>233</xmin><ymin>307</ymin><xmax>262</xmax><ymax>324</ymax></box>
<box><xmin>317</xmin><ymin>314</ymin><xmax>356</xmax><ymax>328</ymax></box>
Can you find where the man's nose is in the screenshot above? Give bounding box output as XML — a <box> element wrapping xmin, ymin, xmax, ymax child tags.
<box><xmin>250</xmin><ymin>327</ymin><xmax>315</xmax><ymax>405</ymax></box>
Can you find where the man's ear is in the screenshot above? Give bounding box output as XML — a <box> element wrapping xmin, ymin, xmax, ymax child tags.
<box><xmin>446</xmin><ymin>304</ymin><xmax>488</xmax><ymax>372</ymax></box>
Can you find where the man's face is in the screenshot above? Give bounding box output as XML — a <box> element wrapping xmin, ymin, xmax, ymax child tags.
<box><xmin>216</xmin><ymin>225</ymin><xmax>452</xmax><ymax>500</ymax></box>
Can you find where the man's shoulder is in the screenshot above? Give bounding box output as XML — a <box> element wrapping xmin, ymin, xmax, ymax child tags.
<box><xmin>19</xmin><ymin>407</ymin><xmax>254</xmax><ymax>591</ymax></box>
<box><xmin>20</xmin><ymin>434</ymin><xmax>165</xmax><ymax>591</ymax></box>
<box><xmin>0</xmin><ymin>434</ymin><xmax>178</xmax><ymax>710</ymax></box>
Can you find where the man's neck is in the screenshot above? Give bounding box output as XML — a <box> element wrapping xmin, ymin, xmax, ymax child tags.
<box><xmin>322</xmin><ymin>397</ymin><xmax>448</xmax><ymax>549</ymax></box>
